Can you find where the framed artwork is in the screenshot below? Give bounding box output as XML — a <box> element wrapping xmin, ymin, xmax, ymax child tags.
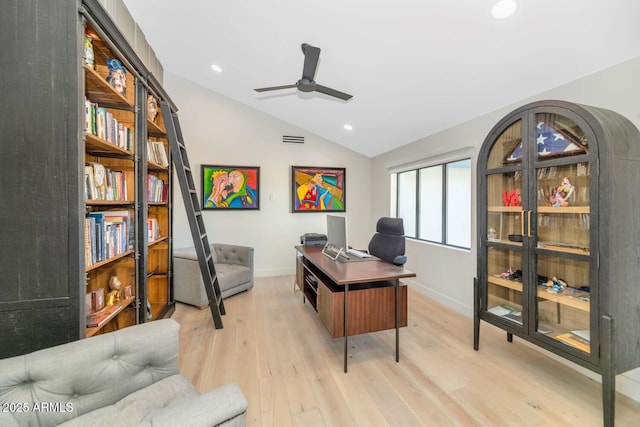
<box><xmin>291</xmin><ymin>166</ymin><xmax>345</xmax><ymax>212</ymax></box>
<box><xmin>202</xmin><ymin>165</ymin><xmax>260</xmax><ymax>210</ymax></box>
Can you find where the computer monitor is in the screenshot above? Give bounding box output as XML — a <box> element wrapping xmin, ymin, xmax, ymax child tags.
<box><xmin>323</xmin><ymin>214</ymin><xmax>348</xmax><ymax>260</ymax></box>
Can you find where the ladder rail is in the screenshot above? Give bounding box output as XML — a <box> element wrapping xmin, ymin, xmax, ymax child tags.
<box><xmin>161</xmin><ymin>101</ymin><xmax>225</xmax><ymax>328</ymax></box>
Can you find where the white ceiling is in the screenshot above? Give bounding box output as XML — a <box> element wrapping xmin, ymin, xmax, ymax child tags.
<box><xmin>123</xmin><ymin>0</ymin><xmax>640</xmax><ymax>158</ymax></box>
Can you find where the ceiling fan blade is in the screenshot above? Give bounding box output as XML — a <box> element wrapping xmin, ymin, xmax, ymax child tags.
<box><xmin>254</xmin><ymin>84</ymin><xmax>297</xmax><ymax>93</ymax></box>
<box><xmin>315</xmin><ymin>84</ymin><xmax>353</xmax><ymax>101</ymax></box>
<box><xmin>301</xmin><ymin>43</ymin><xmax>321</xmax><ymax>81</ymax></box>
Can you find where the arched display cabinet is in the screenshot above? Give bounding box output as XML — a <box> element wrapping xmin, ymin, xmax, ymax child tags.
<box><xmin>474</xmin><ymin>100</ymin><xmax>640</xmax><ymax>427</ymax></box>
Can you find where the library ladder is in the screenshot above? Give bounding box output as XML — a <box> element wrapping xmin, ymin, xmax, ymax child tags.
<box><xmin>161</xmin><ymin>101</ymin><xmax>225</xmax><ymax>328</ymax></box>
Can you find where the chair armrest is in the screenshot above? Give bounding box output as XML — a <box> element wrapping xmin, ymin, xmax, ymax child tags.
<box><xmin>393</xmin><ymin>255</ymin><xmax>407</xmax><ymax>266</ymax></box>
<box><xmin>211</xmin><ymin>244</ymin><xmax>254</xmax><ymax>269</ymax></box>
<box><xmin>138</xmin><ymin>383</ymin><xmax>247</xmax><ymax>427</ymax></box>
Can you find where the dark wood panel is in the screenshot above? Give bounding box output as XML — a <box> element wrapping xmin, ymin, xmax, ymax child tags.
<box><xmin>319</xmin><ymin>281</ymin><xmax>408</xmax><ymax>338</ymax></box>
<box><xmin>0</xmin><ymin>0</ymin><xmax>82</xmax><ymax>358</ymax></box>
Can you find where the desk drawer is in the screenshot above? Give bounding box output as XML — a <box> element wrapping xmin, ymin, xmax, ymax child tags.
<box><xmin>317</xmin><ymin>281</ymin><xmax>408</xmax><ymax>338</ymax></box>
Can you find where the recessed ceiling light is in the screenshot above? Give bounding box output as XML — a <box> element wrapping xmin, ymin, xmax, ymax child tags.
<box><xmin>211</xmin><ymin>64</ymin><xmax>222</xmax><ymax>73</ymax></box>
<box><xmin>344</xmin><ymin>124</ymin><xmax>353</xmax><ymax>131</ymax></box>
<box><xmin>491</xmin><ymin>0</ymin><xmax>518</xmax><ymax>19</ymax></box>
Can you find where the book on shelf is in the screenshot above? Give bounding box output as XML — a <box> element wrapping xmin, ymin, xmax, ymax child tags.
<box><xmin>147</xmin><ymin>174</ymin><xmax>168</xmax><ymax>202</ymax></box>
<box><xmin>85</xmin><ymin>162</ymin><xmax>128</xmax><ymax>201</ymax></box>
<box><xmin>487</xmin><ymin>304</ymin><xmax>522</xmax><ymax>325</ymax></box>
<box><xmin>91</xmin><ymin>288</ymin><xmax>105</xmax><ymax>312</ymax></box>
<box><xmin>84</xmin><ymin>98</ymin><xmax>134</xmax><ymax>151</ymax></box>
<box><xmin>146</xmin><ymin>140</ymin><xmax>169</xmax><ymax>167</ymax></box>
<box><xmin>556</xmin><ymin>330</ymin><xmax>590</xmax><ymax>352</ymax></box>
<box><xmin>85</xmin><ymin>210</ymin><xmax>132</xmax><ymax>265</ymax></box>
<box><xmin>148</xmin><ymin>217</ymin><xmax>160</xmax><ymax>242</ymax></box>
<box><xmin>86</xmin><ymin>304</ymin><xmax>119</xmax><ymax>328</ymax></box>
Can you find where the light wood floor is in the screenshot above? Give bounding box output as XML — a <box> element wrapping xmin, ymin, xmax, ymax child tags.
<box><xmin>171</xmin><ymin>276</ymin><xmax>640</xmax><ymax>426</ymax></box>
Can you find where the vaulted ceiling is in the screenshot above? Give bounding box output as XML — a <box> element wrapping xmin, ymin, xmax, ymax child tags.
<box><xmin>123</xmin><ymin>0</ymin><xmax>640</xmax><ymax>157</ymax></box>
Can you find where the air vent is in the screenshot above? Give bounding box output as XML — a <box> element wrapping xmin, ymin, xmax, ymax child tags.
<box><xmin>283</xmin><ymin>135</ymin><xmax>305</xmax><ymax>144</ymax></box>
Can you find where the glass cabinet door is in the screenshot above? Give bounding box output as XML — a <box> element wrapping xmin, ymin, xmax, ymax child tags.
<box><xmin>533</xmin><ymin>112</ymin><xmax>592</xmax><ymax>354</ymax></box>
<box><xmin>484</xmin><ymin>120</ymin><xmax>526</xmax><ymax>327</ymax></box>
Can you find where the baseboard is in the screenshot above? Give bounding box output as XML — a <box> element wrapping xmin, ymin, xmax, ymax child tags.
<box><xmin>405</xmin><ymin>278</ymin><xmax>473</xmax><ymax>318</ymax></box>
<box><xmin>254</xmin><ymin>267</ymin><xmax>295</xmax><ymax>278</ymax></box>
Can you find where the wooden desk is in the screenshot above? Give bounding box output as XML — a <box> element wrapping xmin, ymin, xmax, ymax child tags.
<box><xmin>295</xmin><ymin>245</ymin><xmax>416</xmax><ymax>372</ymax></box>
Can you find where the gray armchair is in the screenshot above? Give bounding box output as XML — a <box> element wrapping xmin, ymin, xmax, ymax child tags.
<box><xmin>174</xmin><ymin>243</ymin><xmax>254</xmax><ymax>309</ymax></box>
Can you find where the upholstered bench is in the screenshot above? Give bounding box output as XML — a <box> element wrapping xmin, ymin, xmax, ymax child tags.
<box><xmin>173</xmin><ymin>243</ymin><xmax>254</xmax><ymax>308</ymax></box>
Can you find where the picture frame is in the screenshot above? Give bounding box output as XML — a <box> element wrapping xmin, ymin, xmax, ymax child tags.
<box><xmin>202</xmin><ymin>165</ymin><xmax>260</xmax><ymax>210</ymax></box>
<box><xmin>291</xmin><ymin>166</ymin><xmax>346</xmax><ymax>212</ymax></box>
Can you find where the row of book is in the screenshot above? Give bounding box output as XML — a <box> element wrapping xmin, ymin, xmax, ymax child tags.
<box><xmin>85</xmin><ymin>162</ymin><xmax>129</xmax><ymax>201</ymax></box>
<box><xmin>85</xmin><ymin>210</ymin><xmax>134</xmax><ymax>266</ymax></box>
<box><xmin>147</xmin><ymin>140</ymin><xmax>169</xmax><ymax>167</ymax></box>
<box><xmin>148</xmin><ymin>174</ymin><xmax>168</xmax><ymax>203</ymax></box>
<box><xmin>85</xmin><ymin>98</ymin><xmax>134</xmax><ymax>151</ymax></box>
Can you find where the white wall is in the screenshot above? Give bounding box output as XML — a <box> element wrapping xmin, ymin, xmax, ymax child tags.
<box><xmin>164</xmin><ymin>74</ymin><xmax>373</xmax><ymax>277</ymax></box>
<box><xmin>371</xmin><ymin>55</ymin><xmax>640</xmax><ymax>401</ymax></box>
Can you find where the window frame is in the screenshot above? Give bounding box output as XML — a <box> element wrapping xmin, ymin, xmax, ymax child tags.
<box><xmin>392</xmin><ymin>157</ymin><xmax>472</xmax><ymax>250</ymax></box>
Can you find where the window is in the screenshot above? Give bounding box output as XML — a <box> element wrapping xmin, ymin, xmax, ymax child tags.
<box><xmin>392</xmin><ymin>158</ymin><xmax>471</xmax><ymax>249</ymax></box>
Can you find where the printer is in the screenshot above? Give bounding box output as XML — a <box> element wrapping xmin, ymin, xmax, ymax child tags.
<box><xmin>300</xmin><ymin>233</ymin><xmax>327</xmax><ymax>246</ymax></box>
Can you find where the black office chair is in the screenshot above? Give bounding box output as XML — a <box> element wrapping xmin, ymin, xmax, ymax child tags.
<box><xmin>367</xmin><ymin>217</ymin><xmax>407</xmax><ymax>265</ymax></box>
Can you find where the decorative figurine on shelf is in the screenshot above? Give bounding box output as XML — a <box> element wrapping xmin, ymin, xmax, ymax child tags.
<box><xmin>550</xmin><ymin>176</ymin><xmax>574</xmax><ymax>207</ymax></box>
<box><xmin>147</xmin><ymin>95</ymin><xmax>159</xmax><ymax>123</ymax></box>
<box><xmin>487</xmin><ymin>227</ymin><xmax>497</xmax><ymax>241</ymax></box>
<box><xmin>106</xmin><ymin>276</ymin><xmax>122</xmax><ymax>306</ymax></box>
<box><xmin>502</xmin><ymin>189</ymin><xmax>521</xmax><ymax>206</ymax></box>
<box><xmin>542</xmin><ymin>276</ymin><xmax>568</xmax><ymax>293</ymax></box>
<box><xmin>106</xmin><ymin>58</ymin><xmax>127</xmax><ymax>96</ymax></box>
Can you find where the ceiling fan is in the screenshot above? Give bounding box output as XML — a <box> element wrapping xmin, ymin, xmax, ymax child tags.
<box><xmin>254</xmin><ymin>43</ymin><xmax>353</xmax><ymax>101</ymax></box>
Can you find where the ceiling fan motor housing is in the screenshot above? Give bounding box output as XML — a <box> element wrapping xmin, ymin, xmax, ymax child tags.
<box><xmin>297</xmin><ymin>78</ymin><xmax>316</xmax><ymax>92</ymax></box>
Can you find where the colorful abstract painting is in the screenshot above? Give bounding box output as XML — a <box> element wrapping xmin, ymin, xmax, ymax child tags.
<box><xmin>291</xmin><ymin>166</ymin><xmax>345</xmax><ymax>212</ymax></box>
<box><xmin>202</xmin><ymin>165</ymin><xmax>260</xmax><ymax>210</ymax></box>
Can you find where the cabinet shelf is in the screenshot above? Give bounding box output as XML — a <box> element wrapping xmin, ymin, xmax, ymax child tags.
<box><xmin>85</xmin><ymin>295</ymin><xmax>136</xmax><ymax>337</ymax></box>
<box><xmin>147</xmin><ymin>118</ymin><xmax>166</xmax><ymax>137</ymax></box>
<box><xmin>85</xmin><ymin>199</ymin><xmax>135</xmax><ymax>206</ymax></box>
<box><xmin>148</xmin><ymin>161</ymin><xmax>169</xmax><ymax>171</ymax></box>
<box><xmin>85</xmin><ymin>133</ymin><xmax>134</xmax><ymax>157</ymax></box>
<box><xmin>537</xmin><ymin>286</ymin><xmax>590</xmax><ymax>312</ymax></box>
<box><xmin>537</xmin><ymin>206</ymin><xmax>590</xmax><ymax>214</ymax></box>
<box><xmin>148</xmin><ymin>236</ymin><xmax>168</xmax><ymax>247</ymax></box>
<box><xmin>488</xmin><ymin>206</ymin><xmax>522</xmax><ymax>213</ymax></box>
<box><xmin>488</xmin><ymin>276</ymin><xmax>523</xmax><ymax>292</ymax></box>
<box><xmin>86</xmin><ymin>249</ymin><xmax>134</xmax><ymax>272</ymax></box>
<box><xmin>536</xmin><ymin>242</ymin><xmax>590</xmax><ymax>256</ymax></box>
<box><xmin>488</xmin><ymin>205</ymin><xmax>590</xmax><ymax>214</ymax></box>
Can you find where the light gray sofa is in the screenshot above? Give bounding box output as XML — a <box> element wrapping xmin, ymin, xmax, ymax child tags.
<box><xmin>0</xmin><ymin>319</ymin><xmax>247</xmax><ymax>427</ymax></box>
<box><xmin>174</xmin><ymin>243</ymin><xmax>254</xmax><ymax>309</ymax></box>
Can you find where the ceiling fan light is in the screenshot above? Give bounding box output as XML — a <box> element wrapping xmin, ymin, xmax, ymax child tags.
<box><xmin>491</xmin><ymin>0</ymin><xmax>518</xmax><ymax>19</ymax></box>
<box><xmin>344</xmin><ymin>124</ymin><xmax>353</xmax><ymax>131</ymax></box>
<box><xmin>211</xmin><ymin>64</ymin><xmax>222</xmax><ymax>73</ymax></box>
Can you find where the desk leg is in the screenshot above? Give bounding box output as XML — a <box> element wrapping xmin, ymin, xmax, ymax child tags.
<box><xmin>344</xmin><ymin>283</ymin><xmax>349</xmax><ymax>373</ymax></box>
<box><xmin>395</xmin><ymin>279</ymin><xmax>400</xmax><ymax>362</ymax></box>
